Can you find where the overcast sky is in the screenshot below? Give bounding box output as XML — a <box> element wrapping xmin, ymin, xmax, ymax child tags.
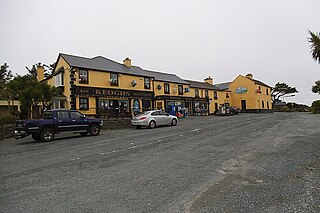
<box><xmin>1</xmin><ymin>0</ymin><xmax>320</xmax><ymax>105</ymax></box>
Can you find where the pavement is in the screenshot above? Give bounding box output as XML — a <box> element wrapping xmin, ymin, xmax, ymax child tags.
<box><xmin>0</xmin><ymin>112</ymin><xmax>319</xmax><ymax>213</ymax></box>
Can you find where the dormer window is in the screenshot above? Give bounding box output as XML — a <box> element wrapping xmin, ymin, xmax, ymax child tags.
<box><xmin>79</xmin><ymin>69</ymin><xmax>88</xmax><ymax>84</ymax></box>
<box><xmin>110</xmin><ymin>73</ymin><xmax>118</xmax><ymax>86</ymax></box>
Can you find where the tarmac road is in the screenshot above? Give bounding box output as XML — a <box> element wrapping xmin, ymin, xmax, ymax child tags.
<box><xmin>0</xmin><ymin>112</ymin><xmax>319</xmax><ymax>212</ymax></box>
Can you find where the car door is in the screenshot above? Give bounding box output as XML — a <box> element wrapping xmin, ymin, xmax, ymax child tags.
<box><xmin>56</xmin><ymin>111</ymin><xmax>72</xmax><ymax>131</ymax></box>
<box><xmin>160</xmin><ymin>111</ymin><xmax>171</xmax><ymax>125</ymax></box>
<box><xmin>151</xmin><ymin>111</ymin><xmax>163</xmax><ymax>125</ymax></box>
<box><xmin>70</xmin><ymin>111</ymin><xmax>89</xmax><ymax>131</ymax></box>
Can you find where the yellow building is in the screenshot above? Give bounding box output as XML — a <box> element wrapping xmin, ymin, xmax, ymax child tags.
<box><xmin>227</xmin><ymin>74</ymin><xmax>272</xmax><ymax>112</ymax></box>
<box><xmin>39</xmin><ymin>53</ymin><xmax>272</xmax><ymax>117</ymax></box>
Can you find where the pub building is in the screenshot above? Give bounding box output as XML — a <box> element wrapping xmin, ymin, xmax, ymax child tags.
<box><xmin>39</xmin><ymin>53</ymin><xmax>272</xmax><ymax>118</ymax></box>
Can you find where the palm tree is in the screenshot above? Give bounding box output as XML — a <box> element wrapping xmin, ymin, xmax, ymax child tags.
<box><xmin>308</xmin><ymin>30</ymin><xmax>320</xmax><ymax>64</ymax></box>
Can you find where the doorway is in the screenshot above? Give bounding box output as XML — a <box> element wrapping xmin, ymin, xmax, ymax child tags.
<box><xmin>241</xmin><ymin>100</ymin><xmax>247</xmax><ymax>111</ymax></box>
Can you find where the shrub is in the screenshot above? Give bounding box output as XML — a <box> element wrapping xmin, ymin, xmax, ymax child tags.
<box><xmin>312</xmin><ymin>100</ymin><xmax>320</xmax><ymax>114</ymax></box>
<box><xmin>0</xmin><ymin>115</ymin><xmax>17</xmax><ymax>125</ymax></box>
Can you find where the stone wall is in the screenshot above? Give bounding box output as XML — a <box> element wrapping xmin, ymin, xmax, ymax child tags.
<box><xmin>0</xmin><ymin>124</ymin><xmax>15</xmax><ymax>140</ymax></box>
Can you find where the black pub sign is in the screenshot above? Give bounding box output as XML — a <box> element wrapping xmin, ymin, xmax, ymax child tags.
<box><xmin>74</xmin><ymin>86</ymin><xmax>153</xmax><ymax>98</ymax></box>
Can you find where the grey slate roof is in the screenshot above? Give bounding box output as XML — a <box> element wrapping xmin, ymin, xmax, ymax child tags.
<box><xmin>184</xmin><ymin>80</ymin><xmax>217</xmax><ymax>90</ymax></box>
<box><xmin>59</xmin><ymin>53</ymin><xmax>188</xmax><ymax>84</ymax></box>
<box><xmin>144</xmin><ymin>70</ymin><xmax>189</xmax><ymax>84</ymax></box>
<box><xmin>60</xmin><ymin>53</ymin><xmax>154</xmax><ymax>78</ymax></box>
<box><xmin>213</xmin><ymin>82</ymin><xmax>232</xmax><ymax>91</ymax></box>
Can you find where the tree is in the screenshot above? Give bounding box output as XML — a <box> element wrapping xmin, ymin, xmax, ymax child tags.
<box><xmin>271</xmin><ymin>82</ymin><xmax>298</xmax><ymax>102</ymax></box>
<box><xmin>43</xmin><ymin>62</ymin><xmax>56</xmax><ymax>77</ymax></box>
<box><xmin>0</xmin><ymin>63</ymin><xmax>13</xmax><ymax>94</ymax></box>
<box><xmin>312</xmin><ymin>80</ymin><xmax>320</xmax><ymax>94</ymax></box>
<box><xmin>26</xmin><ymin>63</ymin><xmax>52</xmax><ymax>79</ymax></box>
<box><xmin>308</xmin><ymin>30</ymin><xmax>320</xmax><ymax>64</ymax></box>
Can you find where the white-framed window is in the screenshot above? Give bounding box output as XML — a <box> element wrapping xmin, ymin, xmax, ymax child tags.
<box><xmin>79</xmin><ymin>69</ymin><xmax>88</xmax><ymax>84</ymax></box>
<box><xmin>54</xmin><ymin>73</ymin><xmax>64</xmax><ymax>87</ymax></box>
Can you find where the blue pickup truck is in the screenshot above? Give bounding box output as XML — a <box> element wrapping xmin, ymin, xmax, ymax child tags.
<box><xmin>14</xmin><ymin>109</ymin><xmax>103</xmax><ymax>142</ymax></box>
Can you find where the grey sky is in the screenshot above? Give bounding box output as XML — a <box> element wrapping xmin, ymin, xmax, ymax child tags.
<box><xmin>1</xmin><ymin>0</ymin><xmax>319</xmax><ymax>105</ymax></box>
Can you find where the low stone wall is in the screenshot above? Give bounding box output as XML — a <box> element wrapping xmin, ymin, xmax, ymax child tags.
<box><xmin>101</xmin><ymin>118</ymin><xmax>133</xmax><ymax>130</ymax></box>
<box><xmin>0</xmin><ymin>124</ymin><xmax>15</xmax><ymax>140</ymax></box>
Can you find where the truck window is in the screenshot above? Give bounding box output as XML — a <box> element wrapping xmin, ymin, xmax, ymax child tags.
<box><xmin>44</xmin><ymin>111</ymin><xmax>53</xmax><ymax>119</ymax></box>
<box><xmin>70</xmin><ymin>111</ymin><xmax>83</xmax><ymax>119</ymax></box>
<box><xmin>57</xmin><ymin>111</ymin><xmax>69</xmax><ymax>119</ymax></box>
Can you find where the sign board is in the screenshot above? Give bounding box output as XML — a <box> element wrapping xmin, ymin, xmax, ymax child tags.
<box><xmin>235</xmin><ymin>87</ymin><xmax>248</xmax><ymax>94</ymax></box>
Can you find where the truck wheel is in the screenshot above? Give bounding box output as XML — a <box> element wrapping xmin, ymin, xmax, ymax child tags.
<box><xmin>89</xmin><ymin>125</ymin><xmax>100</xmax><ymax>136</ymax></box>
<box><xmin>32</xmin><ymin>134</ymin><xmax>41</xmax><ymax>141</ymax></box>
<box><xmin>40</xmin><ymin>129</ymin><xmax>55</xmax><ymax>142</ymax></box>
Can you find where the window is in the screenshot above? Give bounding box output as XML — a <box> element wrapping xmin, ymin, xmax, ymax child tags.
<box><xmin>110</xmin><ymin>73</ymin><xmax>118</xmax><ymax>86</ymax></box>
<box><xmin>267</xmin><ymin>101</ymin><xmax>269</xmax><ymax>109</ymax></box>
<box><xmin>164</xmin><ymin>83</ymin><xmax>170</xmax><ymax>94</ymax></box>
<box><xmin>57</xmin><ymin>111</ymin><xmax>69</xmax><ymax>119</ymax></box>
<box><xmin>70</xmin><ymin>111</ymin><xmax>83</xmax><ymax>118</ymax></box>
<box><xmin>266</xmin><ymin>88</ymin><xmax>269</xmax><ymax>95</ymax></box>
<box><xmin>205</xmin><ymin>90</ymin><xmax>209</xmax><ymax>98</ymax></box>
<box><xmin>214</xmin><ymin>91</ymin><xmax>218</xmax><ymax>99</ymax></box>
<box><xmin>79</xmin><ymin>98</ymin><xmax>89</xmax><ymax>110</ymax></box>
<box><xmin>54</xmin><ymin>73</ymin><xmax>64</xmax><ymax>86</ymax></box>
<box><xmin>79</xmin><ymin>70</ymin><xmax>88</xmax><ymax>84</ymax></box>
<box><xmin>195</xmin><ymin>89</ymin><xmax>199</xmax><ymax>97</ymax></box>
<box><xmin>144</xmin><ymin>78</ymin><xmax>150</xmax><ymax>89</ymax></box>
<box><xmin>226</xmin><ymin>93</ymin><xmax>229</xmax><ymax>98</ymax></box>
<box><xmin>262</xmin><ymin>101</ymin><xmax>265</xmax><ymax>108</ymax></box>
<box><xmin>178</xmin><ymin>85</ymin><xmax>183</xmax><ymax>95</ymax></box>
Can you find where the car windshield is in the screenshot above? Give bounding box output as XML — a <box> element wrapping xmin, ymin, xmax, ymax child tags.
<box><xmin>43</xmin><ymin>111</ymin><xmax>53</xmax><ymax>119</ymax></box>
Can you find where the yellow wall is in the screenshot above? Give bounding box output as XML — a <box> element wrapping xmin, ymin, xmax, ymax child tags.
<box><xmin>228</xmin><ymin>75</ymin><xmax>272</xmax><ymax>110</ymax></box>
<box><xmin>153</xmin><ymin>81</ymin><xmax>189</xmax><ymax>97</ymax></box>
<box><xmin>75</xmin><ymin>69</ymin><xmax>154</xmax><ymax>92</ymax></box>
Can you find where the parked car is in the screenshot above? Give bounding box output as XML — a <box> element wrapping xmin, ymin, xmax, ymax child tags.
<box><xmin>215</xmin><ymin>105</ymin><xmax>239</xmax><ymax>116</ymax></box>
<box><xmin>131</xmin><ymin>110</ymin><xmax>178</xmax><ymax>129</ymax></box>
<box><xmin>226</xmin><ymin>106</ymin><xmax>239</xmax><ymax>115</ymax></box>
<box><xmin>14</xmin><ymin>109</ymin><xmax>103</xmax><ymax>142</ymax></box>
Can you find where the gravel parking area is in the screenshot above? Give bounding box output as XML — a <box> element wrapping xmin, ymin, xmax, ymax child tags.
<box><xmin>0</xmin><ymin>112</ymin><xmax>319</xmax><ymax>212</ymax></box>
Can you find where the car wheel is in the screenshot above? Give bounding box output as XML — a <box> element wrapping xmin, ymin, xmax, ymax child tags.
<box><xmin>171</xmin><ymin>119</ymin><xmax>177</xmax><ymax>126</ymax></box>
<box><xmin>31</xmin><ymin>134</ymin><xmax>41</xmax><ymax>141</ymax></box>
<box><xmin>149</xmin><ymin>121</ymin><xmax>156</xmax><ymax>129</ymax></box>
<box><xmin>40</xmin><ymin>129</ymin><xmax>55</xmax><ymax>142</ymax></box>
<box><xmin>79</xmin><ymin>132</ymin><xmax>88</xmax><ymax>136</ymax></box>
<box><xmin>89</xmin><ymin>125</ymin><xmax>100</xmax><ymax>136</ymax></box>
<box><xmin>136</xmin><ymin>126</ymin><xmax>142</xmax><ymax>129</ymax></box>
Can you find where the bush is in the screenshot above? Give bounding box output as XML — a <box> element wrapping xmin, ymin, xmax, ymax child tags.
<box><xmin>0</xmin><ymin>115</ymin><xmax>17</xmax><ymax>125</ymax></box>
<box><xmin>312</xmin><ymin>100</ymin><xmax>320</xmax><ymax>114</ymax></box>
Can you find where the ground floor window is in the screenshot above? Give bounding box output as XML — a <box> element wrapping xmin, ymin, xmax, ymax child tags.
<box><xmin>98</xmin><ymin>99</ymin><xmax>129</xmax><ymax>117</ymax></box>
<box><xmin>53</xmin><ymin>100</ymin><xmax>65</xmax><ymax>109</ymax></box>
<box><xmin>79</xmin><ymin>98</ymin><xmax>89</xmax><ymax>110</ymax></box>
<box><xmin>194</xmin><ymin>102</ymin><xmax>208</xmax><ymax>115</ymax></box>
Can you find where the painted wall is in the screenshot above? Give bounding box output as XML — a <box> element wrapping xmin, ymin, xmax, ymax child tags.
<box><xmin>228</xmin><ymin>75</ymin><xmax>272</xmax><ymax>111</ymax></box>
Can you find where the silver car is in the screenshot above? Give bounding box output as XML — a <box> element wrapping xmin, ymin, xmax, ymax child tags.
<box><xmin>131</xmin><ymin>110</ymin><xmax>178</xmax><ymax>129</ymax></box>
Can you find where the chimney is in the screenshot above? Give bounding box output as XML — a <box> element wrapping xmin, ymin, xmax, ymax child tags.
<box><xmin>123</xmin><ymin>57</ymin><xmax>132</xmax><ymax>67</ymax></box>
<box><xmin>246</xmin><ymin>73</ymin><xmax>253</xmax><ymax>79</ymax></box>
<box><xmin>204</xmin><ymin>76</ymin><xmax>213</xmax><ymax>85</ymax></box>
<box><xmin>37</xmin><ymin>65</ymin><xmax>45</xmax><ymax>81</ymax></box>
